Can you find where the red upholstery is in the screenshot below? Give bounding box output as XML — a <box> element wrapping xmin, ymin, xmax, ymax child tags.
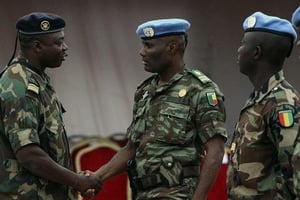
<box><xmin>74</xmin><ymin>138</ymin><xmax>131</xmax><ymax>200</ymax></box>
<box><xmin>207</xmin><ymin>152</ymin><xmax>229</xmax><ymax>200</ymax></box>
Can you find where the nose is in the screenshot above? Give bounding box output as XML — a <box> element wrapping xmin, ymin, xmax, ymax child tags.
<box><xmin>63</xmin><ymin>42</ymin><xmax>68</xmax><ymax>51</ymax></box>
<box><xmin>139</xmin><ymin>47</ymin><xmax>146</xmax><ymax>57</ymax></box>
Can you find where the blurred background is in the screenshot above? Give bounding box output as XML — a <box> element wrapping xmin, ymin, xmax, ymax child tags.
<box><xmin>0</xmin><ymin>0</ymin><xmax>299</xmax><ymax>143</ymax></box>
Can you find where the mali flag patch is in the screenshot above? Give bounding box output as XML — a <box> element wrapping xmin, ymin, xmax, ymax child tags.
<box><xmin>278</xmin><ymin>110</ymin><xmax>294</xmax><ymax>128</ymax></box>
<box><xmin>206</xmin><ymin>92</ymin><xmax>218</xmax><ymax>106</ymax></box>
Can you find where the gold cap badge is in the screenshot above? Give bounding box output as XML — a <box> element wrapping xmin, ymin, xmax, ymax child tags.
<box><xmin>143</xmin><ymin>27</ymin><xmax>154</xmax><ymax>37</ymax></box>
<box><xmin>247</xmin><ymin>16</ymin><xmax>256</xmax><ymax>28</ymax></box>
<box><xmin>40</xmin><ymin>20</ymin><xmax>50</xmax><ymax>31</ymax></box>
<box><xmin>178</xmin><ymin>89</ymin><xmax>187</xmax><ymax>97</ymax></box>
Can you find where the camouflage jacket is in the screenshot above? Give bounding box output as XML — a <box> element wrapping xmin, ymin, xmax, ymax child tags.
<box><xmin>229</xmin><ymin>70</ymin><xmax>300</xmax><ymax>199</ymax></box>
<box><xmin>127</xmin><ymin>68</ymin><xmax>227</xmax><ymax>200</ymax></box>
<box><xmin>0</xmin><ymin>61</ymin><xmax>77</xmax><ymax>200</ymax></box>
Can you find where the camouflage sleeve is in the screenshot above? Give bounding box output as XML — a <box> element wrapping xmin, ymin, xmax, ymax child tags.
<box><xmin>292</xmin><ymin>113</ymin><xmax>300</xmax><ymax>196</ymax></box>
<box><xmin>193</xmin><ymin>83</ymin><xmax>227</xmax><ymax>145</ymax></box>
<box><xmin>269</xmin><ymin>103</ymin><xmax>300</xmax><ymax>196</ymax></box>
<box><xmin>3</xmin><ymin>93</ymin><xmax>41</xmax><ymax>153</ymax></box>
<box><xmin>293</xmin><ymin>143</ymin><xmax>300</xmax><ymax>196</ymax></box>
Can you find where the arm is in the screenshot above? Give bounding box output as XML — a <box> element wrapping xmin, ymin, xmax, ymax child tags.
<box><xmin>192</xmin><ymin>136</ymin><xmax>225</xmax><ymax>200</ymax></box>
<box><xmin>16</xmin><ymin>144</ymin><xmax>102</xmax><ymax>194</ymax></box>
<box><xmin>95</xmin><ymin>140</ymin><xmax>136</xmax><ymax>182</ymax></box>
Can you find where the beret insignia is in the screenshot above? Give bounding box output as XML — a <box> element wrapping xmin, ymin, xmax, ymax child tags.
<box><xmin>247</xmin><ymin>16</ymin><xmax>256</xmax><ymax>28</ymax></box>
<box><xmin>143</xmin><ymin>27</ymin><xmax>154</xmax><ymax>37</ymax></box>
<box><xmin>40</xmin><ymin>20</ymin><xmax>50</xmax><ymax>31</ymax></box>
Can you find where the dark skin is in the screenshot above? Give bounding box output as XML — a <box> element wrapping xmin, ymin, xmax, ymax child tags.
<box><xmin>93</xmin><ymin>34</ymin><xmax>225</xmax><ymax>200</ymax></box>
<box><xmin>15</xmin><ymin>31</ymin><xmax>101</xmax><ymax>197</ymax></box>
<box><xmin>237</xmin><ymin>31</ymin><xmax>292</xmax><ymax>89</ymax></box>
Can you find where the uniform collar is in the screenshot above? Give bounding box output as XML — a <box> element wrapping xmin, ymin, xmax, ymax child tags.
<box><xmin>247</xmin><ymin>70</ymin><xmax>284</xmax><ymax>104</ymax></box>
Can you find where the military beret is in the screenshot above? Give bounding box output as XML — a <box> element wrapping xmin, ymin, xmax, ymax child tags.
<box><xmin>292</xmin><ymin>7</ymin><xmax>300</xmax><ymax>27</ymax></box>
<box><xmin>136</xmin><ymin>18</ymin><xmax>190</xmax><ymax>39</ymax></box>
<box><xmin>16</xmin><ymin>12</ymin><xmax>65</xmax><ymax>35</ymax></box>
<box><xmin>243</xmin><ymin>11</ymin><xmax>297</xmax><ymax>42</ymax></box>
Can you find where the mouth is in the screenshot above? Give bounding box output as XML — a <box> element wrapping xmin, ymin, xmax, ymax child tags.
<box><xmin>62</xmin><ymin>53</ymin><xmax>68</xmax><ymax>60</ymax></box>
<box><xmin>142</xmin><ymin>60</ymin><xmax>148</xmax><ymax>65</ymax></box>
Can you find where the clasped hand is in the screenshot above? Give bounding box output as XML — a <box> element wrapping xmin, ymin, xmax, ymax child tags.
<box><xmin>76</xmin><ymin>170</ymin><xmax>102</xmax><ymax>199</ymax></box>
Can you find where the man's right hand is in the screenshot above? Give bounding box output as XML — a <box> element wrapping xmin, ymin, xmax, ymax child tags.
<box><xmin>74</xmin><ymin>171</ymin><xmax>102</xmax><ymax>198</ymax></box>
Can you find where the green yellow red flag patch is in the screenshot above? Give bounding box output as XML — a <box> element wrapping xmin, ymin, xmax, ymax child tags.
<box><xmin>206</xmin><ymin>92</ymin><xmax>218</xmax><ymax>106</ymax></box>
<box><xmin>278</xmin><ymin>110</ymin><xmax>294</xmax><ymax>127</ymax></box>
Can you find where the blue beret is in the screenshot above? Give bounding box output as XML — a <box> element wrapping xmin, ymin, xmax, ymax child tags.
<box><xmin>292</xmin><ymin>7</ymin><xmax>300</xmax><ymax>27</ymax></box>
<box><xmin>136</xmin><ymin>18</ymin><xmax>190</xmax><ymax>39</ymax></box>
<box><xmin>16</xmin><ymin>12</ymin><xmax>65</xmax><ymax>35</ymax></box>
<box><xmin>243</xmin><ymin>11</ymin><xmax>297</xmax><ymax>42</ymax></box>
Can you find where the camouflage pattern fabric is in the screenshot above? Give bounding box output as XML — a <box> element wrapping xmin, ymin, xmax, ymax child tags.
<box><xmin>228</xmin><ymin>70</ymin><xmax>300</xmax><ymax>200</ymax></box>
<box><xmin>127</xmin><ymin>68</ymin><xmax>227</xmax><ymax>199</ymax></box>
<box><xmin>0</xmin><ymin>62</ymin><xmax>77</xmax><ymax>200</ymax></box>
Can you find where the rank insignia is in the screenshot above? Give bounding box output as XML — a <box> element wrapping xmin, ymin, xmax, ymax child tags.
<box><xmin>27</xmin><ymin>83</ymin><xmax>39</xmax><ymax>94</ymax></box>
<box><xmin>178</xmin><ymin>89</ymin><xmax>187</xmax><ymax>97</ymax></box>
<box><xmin>206</xmin><ymin>92</ymin><xmax>218</xmax><ymax>106</ymax></box>
<box><xmin>278</xmin><ymin>110</ymin><xmax>294</xmax><ymax>127</ymax></box>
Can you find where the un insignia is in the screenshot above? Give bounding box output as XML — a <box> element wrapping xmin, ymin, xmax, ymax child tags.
<box><xmin>247</xmin><ymin>16</ymin><xmax>256</xmax><ymax>28</ymax></box>
<box><xmin>143</xmin><ymin>27</ymin><xmax>154</xmax><ymax>37</ymax></box>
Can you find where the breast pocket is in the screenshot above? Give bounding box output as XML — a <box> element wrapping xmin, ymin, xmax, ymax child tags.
<box><xmin>156</xmin><ymin>102</ymin><xmax>192</xmax><ymax>144</ymax></box>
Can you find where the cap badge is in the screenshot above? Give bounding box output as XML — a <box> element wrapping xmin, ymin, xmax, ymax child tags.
<box><xmin>247</xmin><ymin>16</ymin><xmax>256</xmax><ymax>28</ymax></box>
<box><xmin>178</xmin><ymin>89</ymin><xmax>187</xmax><ymax>97</ymax></box>
<box><xmin>143</xmin><ymin>27</ymin><xmax>154</xmax><ymax>37</ymax></box>
<box><xmin>40</xmin><ymin>20</ymin><xmax>50</xmax><ymax>31</ymax></box>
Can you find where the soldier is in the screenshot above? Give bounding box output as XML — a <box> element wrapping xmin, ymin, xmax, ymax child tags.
<box><xmin>228</xmin><ymin>11</ymin><xmax>300</xmax><ymax>199</ymax></box>
<box><xmin>92</xmin><ymin>18</ymin><xmax>228</xmax><ymax>200</ymax></box>
<box><xmin>0</xmin><ymin>12</ymin><xmax>101</xmax><ymax>200</ymax></box>
<box><xmin>291</xmin><ymin>6</ymin><xmax>300</xmax><ymax>198</ymax></box>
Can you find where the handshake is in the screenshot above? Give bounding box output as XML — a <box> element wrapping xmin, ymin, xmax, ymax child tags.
<box><xmin>73</xmin><ymin>170</ymin><xmax>102</xmax><ymax>199</ymax></box>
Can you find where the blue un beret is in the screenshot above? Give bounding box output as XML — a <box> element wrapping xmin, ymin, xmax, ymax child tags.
<box><xmin>16</xmin><ymin>12</ymin><xmax>65</xmax><ymax>35</ymax></box>
<box><xmin>292</xmin><ymin>7</ymin><xmax>300</xmax><ymax>27</ymax></box>
<box><xmin>243</xmin><ymin>11</ymin><xmax>297</xmax><ymax>42</ymax></box>
<box><xmin>136</xmin><ymin>18</ymin><xmax>190</xmax><ymax>39</ymax></box>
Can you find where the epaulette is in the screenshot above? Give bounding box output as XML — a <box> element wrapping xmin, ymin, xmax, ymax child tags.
<box><xmin>27</xmin><ymin>82</ymin><xmax>39</xmax><ymax>94</ymax></box>
<box><xmin>188</xmin><ymin>69</ymin><xmax>212</xmax><ymax>84</ymax></box>
<box><xmin>136</xmin><ymin>74</ymin><xmax>156</xmax><ymax>89</ymax></box>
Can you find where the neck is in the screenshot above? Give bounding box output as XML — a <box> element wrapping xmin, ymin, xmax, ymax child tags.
<box><xmin>158</xmin><ymin>62</ymin><xmax>185</xmax><ymax>83</ymax></box>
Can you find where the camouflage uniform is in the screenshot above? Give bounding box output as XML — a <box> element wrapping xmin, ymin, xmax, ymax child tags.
<box><xmin>228</xmin><ymin>70</ymin><xmax>300</xmax><ymax>199</ymax></box>
<box><xmin>126</xmin><ymin>68</ymin><xmax>227</xmax><ymax>200</ymax></box>
<box><xmin>0</xmin><ymin>61</ymin><xmax>77</xmax><ymax>200</ymax></box>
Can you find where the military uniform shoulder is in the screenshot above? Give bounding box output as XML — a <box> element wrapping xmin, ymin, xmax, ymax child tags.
<box><xmin>187</xmin><ymin>69</ymin><xmax>212</xmax><ymax>84</ymax></box>
<box><xmin>136</xmin><ymin>74</ymin><xmax>156</xmax><ymax>89</ymax></box>
<box><xmin>2</xmin><ymin>64</ymin><xmax>40</xmax><ymax>95</ymax></box>
<box><xmin>271</xmin><ymin>82</ymin><xmax>299</xmax><ymax>104</ymax></box>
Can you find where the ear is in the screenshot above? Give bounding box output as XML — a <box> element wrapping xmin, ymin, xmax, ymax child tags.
<box><xmin>167</xmin><ymin>41</ymin><xmax>178</xmax><ymax>54</ymax></box>
<box><xmin>253</xmin><ymin>45</ymin><xmax>262</xmax><ymax>60</ymax></box>
<box><xmin>32</xmin><ymin>40</ymin><xmax>42</xmax><ymax>53</ymax></box>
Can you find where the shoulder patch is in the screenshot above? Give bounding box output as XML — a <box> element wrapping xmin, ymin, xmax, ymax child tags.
<box><xmin>278</xmin><ymin>109</ymin><xmax>294</xmax><ymax>128</ymax></box>
<box><xmin>188</xmin><ymin>69</ymin><xmax>211</xmax><ymax>84</ymax></box>
<box><xmin>206</xmin><ymin>92</ymin><xmax>218</xmax><ymax>106</ymax></box>
<box><xmin>27</xmin><ymin>83</ymin><xmax>39</xmax><ymax>94</ymax></box>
